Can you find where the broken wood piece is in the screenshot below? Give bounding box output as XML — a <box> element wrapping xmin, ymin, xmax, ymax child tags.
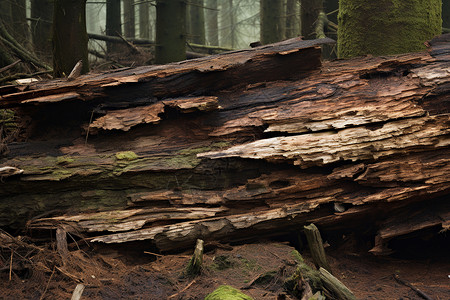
<box><xmin>0</xmin><ymin>166</ymin><xmax>23</xmax><ymax>178</ymax></box>
<box><xmin>71</xmin><ymin>283</ymin><xmax>85</xmax><ymax>300</ymax></box>
<box><xmin>185</xmin><ymin>239</ymin><xmax>204</xmax><ymax>276</ymax></box>
<box><xmin>304</xmin><ymin>224</ymin><xmax>332</xmax><ymax>273</ymax></box>
<box><xmin>318</xmin><ymin>267</ymin><xmax>356</xmax><ymax>300</ymax></box>
<box><xmin>393</xmin><ymin>274</ymin><xmax>434</xmax><ymax>300</ymax></box>
<box><xmin>56</xmin><ymin>227</ymin><xmax>69</xmax><ymax>264</ymax></box>
<box><xmin>90</xmin><ymin>96</ymin><xmax>218</xmax><ymax>132</ymax></box>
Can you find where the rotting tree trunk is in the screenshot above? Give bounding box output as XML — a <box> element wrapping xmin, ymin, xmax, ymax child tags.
<box><xmin>155</xmin><ymin>0</ymin><xmax>186</xmax><ymax>64</ymax></box>
<box><xmin>0</xmin><ymin>35</ymin><xmax>449</xmax><ymax>254</ymax></box>
<box><xmin>338</xmin><ymin>0</ymin><xmax>442</xmax><ymax>58</ymax></box>
<box><xmin>52</xmin><ymin>0</ymin><xmax>89</xmax><ymax>77</ymax></box>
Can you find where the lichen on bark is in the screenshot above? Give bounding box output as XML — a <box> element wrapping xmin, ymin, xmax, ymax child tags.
<box><xmin>338</xmin><ymin>0</ymin><xmax>442</xmax><ymax>58</ymax></box>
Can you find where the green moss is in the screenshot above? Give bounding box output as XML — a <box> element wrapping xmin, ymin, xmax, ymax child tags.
<box><xmin>56</xmin><ymin>156</ymin><xmax>75</xmax><ymax>165</ymax></box>
<box><xmin>338</xmin><ymin>0</ymin><xmax>442</xmax><ymax>58</ymax></box>
<box><xmin>209</xmin><ymin>255</ymin><xmax>234</xmax><ymax>271</ymax></box>
<box><xmin>115</xmin><ymin>151</ymin><xmax>139</xmax><ymax>161</ymax></box>
<box><xmin>204</xmin><ymin>285</ymin><xmax>253</xmax><ymax>300</ymax></box>
<box><xmin>286</xmin><ymin>250</ymin><xmax>322</xmax><ymax>293</ymax></box>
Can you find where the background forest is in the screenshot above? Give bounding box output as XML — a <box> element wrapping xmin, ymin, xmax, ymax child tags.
<box><xmin>0</xmin><ymin>0</ymin><xmax>447</xmax><ymax>84</ymax></box>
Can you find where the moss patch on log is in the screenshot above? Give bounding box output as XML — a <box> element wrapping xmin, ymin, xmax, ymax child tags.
<box><xmin>204</xmin><ymin>285</ymin><xmax>253</xmax><ymax>300</ymax></box>
<box><xmin>338</xmin><ymin>0</ymin><xmax>441</xmax><ymax>58</ymax></box>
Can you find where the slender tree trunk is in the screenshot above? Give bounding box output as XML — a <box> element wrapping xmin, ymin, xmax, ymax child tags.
<box><xmin>338</xmin><ymin>0</ymin><xmax>442</xmax><ymax>58</ymax></box>
<box><xmin>139</xmin><ymin>1</ymin><xmax>150</xmax><ymax>39</ymax></box>
<box><xmin>30</xmin><ymin>0</ymin><xmax>53</xmax><ymax>58</ymax></box>
<box><xmin>155</xmin><ymin>0</ymin><xmax>186</xmax><ymax>64</ymax></box>
<box><xmin>285</xmin><ymin>0</ymin><xmax>300</xmax><ymax>39</ymax></box>
<box><xmin>123</xmin><ymin>0</ymin><xmax>135</xmax><ymax>38</ymax></box>
<box><xmin>443</xmin><ymin>0</ymin><xmax>450</xmax><ymax>30</ymax></box>
<box><xmin>301</xmin><ymin>0</ymin><xmax>323</xmax><ymax>40</ymax></box>
<box><xmin>323</xmin><ymin>0</ymin><xmax>338</xmax><ymax>25</ymax></box>
<box><xmin>260</xmin><ymin>0</ymin><xmax>283</xmax><ymax>44</ymax></box>
<box><xmin>52</xmin><ymin>0</ymin><xmax>89</xmax><ymax>77</ymax></box>
<box><xmin>189</xmin><ymin>0</ymin><xmax>206</xmax><ymax>45</ymax></box>
<box><xmin>221</xmin><ymin>0</ymin><xmax>236</xmax><ymax>48</ymax></box>
<box><xmin>205</xmin><ymin>0</ymin><xmax>218</xmax><ymax>46</ymax></box>
<box><xmin>10</xmin><ymin>0</ymin><xmax>29</xmax><ymax>46</ymax></box>
<box><xmin>106</xmin><ymin>0</ymin><xmax>121</xmax><ymax>53</ymax></box>
<box><xmin>0</xmin><ymin>1</ymin><xmax>12</xmax><ymax>25</ymax></box>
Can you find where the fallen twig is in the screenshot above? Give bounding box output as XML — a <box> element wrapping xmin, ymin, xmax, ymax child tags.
<box><xmin>167</xmin><ymin>279</ymin><xmax>196</xmax><ymax>299</ymax></box>
<box><xmin>393</xmin><ymin>274</ymin><xmax>434</xmax><ymax>300</ymax></box>
<box><xmin>40</xmin><ymin>266</ymin><xmax>56</xmax><ymax>300</ymax></box>
<box><xmin>0</xmin><ymin>60</ymin><xmax>21</xmax><ymax>73</ymax></box>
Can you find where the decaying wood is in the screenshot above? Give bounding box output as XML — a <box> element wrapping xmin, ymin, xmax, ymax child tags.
<box><xmin>0</xmin><ymin>35</ymin><xmax>449</xmax><ymax>253</ymax></box>
<box><xmin>319</xmin><ymin>267</ymin><xmax>357</xmax><ymax>300</ymax></box>
<box><xmin>304</xmin><ymin>224</ymin><xmax>331</xmax><ymax>273</ymax></box>
<box><xmin>185</xmin><ymin>239</ymin><xmax>204</xmax><ymax>276</ymax></box>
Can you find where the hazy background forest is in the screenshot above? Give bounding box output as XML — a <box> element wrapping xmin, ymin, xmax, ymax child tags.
<box><xmin>0</xmin><ymin>0</ymin><xmax>448</xmax><ymax>82</ymax></box>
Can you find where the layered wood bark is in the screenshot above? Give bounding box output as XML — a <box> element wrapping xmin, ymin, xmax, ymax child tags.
<box><xmin>1</xmin><ymin>35</ymin><xmax>449</xmax><ymax>253</ymax></box>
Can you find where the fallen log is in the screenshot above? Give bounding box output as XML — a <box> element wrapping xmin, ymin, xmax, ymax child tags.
<box><xmin>0</xmin><ymin>35</ymin><xmax>449</xmax><ymax>253</ymax></box>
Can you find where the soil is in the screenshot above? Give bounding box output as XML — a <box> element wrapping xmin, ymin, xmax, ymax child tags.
<box><xmin>0</xmin><ymin>232</ymin><xmax>449</xmax><ymax>300</ymax></box>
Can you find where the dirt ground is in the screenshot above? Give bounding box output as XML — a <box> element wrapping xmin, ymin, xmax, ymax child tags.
<box><xmin>0</xmin><ymin>235</ymin><xmax>449</xmax><ymax>300</ymax></box>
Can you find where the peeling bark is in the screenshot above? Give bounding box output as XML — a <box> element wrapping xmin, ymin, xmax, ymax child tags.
<box><xmin>0</xmin><ymin>35</ymin><xmax>449</xmax><ymax>253</ymax></box>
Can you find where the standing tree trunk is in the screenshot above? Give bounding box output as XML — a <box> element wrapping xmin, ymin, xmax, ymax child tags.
<box><xmin>10</xmin><ymin>0</ymin><xmax>29</xmax><ymax>46</ymax></box>
<box><xmin>285</xmin><ymin>0</ymin><xmax>300</xmax><ymax>39</ymax></box>
<box><xmin>155</xmin><ymin>0</ymin><xmax>186</xmax><ymax>64</ymax></box>
<box><xmin>31</xmin><ymin>0</ymin><xmax>53</xmax><ymax>59</ymax></box>
<box><xmin>260</xmin><ymin>0</ymin><xmax>283</xmax><ymax>44</ymax></box>
<box><xmin>301</xmin><ymin>0</ymin><xmax>323</xmax><ymax>40</ymax></box>
<box><xmin>52</xmin><ymin>0</ymin><xmax>89</xmax><ymax>77</ymax></box>
<box><xmin>106</xmin><ymin>0</ymin><xmax>121</xmax><ymax>53</ymax></box>
<box><xmin>323</xmin><ymin>0</ymin><xmax>338</xmax><ymax>25</ymax></box>
<box><xmin>205</xmin><ymin>0</ymin><xmax>219</xmax><ymax>46</ymax></box>
<box><xmin>123</xmin><ymin>0</ymin><xmax>135</xmax><ymax>38</ymax></box>
<box><xmin>443</xmin><ymin>0</ymin><xmax>450</xmax><ymax>30</ymax></box>
<box><xmin>221</xmin><ymin>0</ymin><xmax>236</xmax><ymax>48</ymax></box>
<box><xmin>338</xmin><ymin>0</ymin><xmax>442</xmax><ymax>58</ymax></box>
<box><xmin>189</xmin><ymin>0</ymin><xmax>206</xmax><ymax>45</ymax></box>
<box><xmin>0</xmin><ymin>1</ymin><xmax>12</xmax><ymax>26</ymax></box>
<box><xmin>139</xmin><ymin>1</ymin><xmax>150</xmax><ymax>39</ymax></box>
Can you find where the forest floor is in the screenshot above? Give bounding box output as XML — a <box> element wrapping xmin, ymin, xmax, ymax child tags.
<box><xmin>0</xmin><ymin>233</ymin><xmax>449</xmax><ymax>300</ymax></box>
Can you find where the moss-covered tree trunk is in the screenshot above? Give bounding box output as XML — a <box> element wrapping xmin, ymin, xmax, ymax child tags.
<box><xmin>155</xmin><ymin>0</ymin><xmax>186</xmax><ymax>64</ymax></box>
<box><xmin>188</xmin><ymin>0</ymin><xmax>206</xmax><ymax>45</ymax></box>
<box><xmin>301</xmin><ymin>0</ymin><xmax>324</xmax><ymax>40</ymax></box>
<box><xmin>139</xmin><ymin>1</ymin><xmax>150</xmax><ymax>39</ymax></box>
<box><xmin>123</xmin><ymin>0</ymin><xmax>135</xmax><ymax>38</ymax></box>
<box><xmin>206</xmin><ymin>0</ymin><xmax>219</xmax><ymax>46</ymax></box>
<box><xmin>106</xmin><ymin>0</ymin><xmax>121</xmax><ymax>53</ymax></box>
<box><xmin>338</xmin><ymin>0</ymin><xmax>442</xmax><ymax>58</ymax></box>
<box><xmin>52</xmin><ymin>0</ymin><xmax>89</xmax><ymax>77</ymax></box>
<box><xmin>31</xmin><ymin>0</ymin><xmax>53</xmax><ymax>60</ymax></box>
<box><xmin>260</xmin><ymin>0</ymin><xmax>283</xmax><ymax>44</ymax></box>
